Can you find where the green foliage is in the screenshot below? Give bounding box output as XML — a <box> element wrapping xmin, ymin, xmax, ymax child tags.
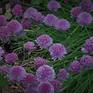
<box><xmin>0</xmin><ymin>74</ymin><xmax>8</xmax><ymax>89</ymax></box>
<box><xmin>62</xmin><ymin>70</ymin><xmax>93</xmax><ymax>93</ymax></box>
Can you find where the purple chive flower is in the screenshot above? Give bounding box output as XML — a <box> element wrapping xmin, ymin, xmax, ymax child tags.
<box><xmin>21</xmin><ymin>18</ymin><xmax>32</xmax><ymax>29</ymax></box>
<box><xmin>36</xmin><ymin>34</ymin><xmax>53</xmax><ymax>49</ymax></box>
<box><xmin>50</xmin><ymin>79</ymin><xmax>61</xmax><ymax>92</ymax></box>
<box><xmin>8</xmin><ymin>66</ymin><xmax>26</xmax><ymax>81</ymax></box>
<box><xmin>80</xmin><ymin>0</ymin><xmax>93</xmax><ymax>12</ymax></box>
<box><xmin>82</xmin><ymin>37</ymin><xmax>93</xmax><ymax>53</ymax></box>
<box><xmin>7</xmin><ymin>20</ymin><xmax>23</xmax><ymax>35</ymax></box>
<box><xmin>34</xmin><ymin>57</ymin><xmax>47</xmax><ymax>68</ymax></box>
<box><xmin>57</xmin><ymin>68</ymin><xmax>69</xmax><ymax>81</ymax></box>
<box><xmin>24</xmin><ymin>7</ymin><xmax>37</xmax><ymax>18</ymax></box>
<box><xmin>69</xmin><ymin>60</ymin><xmax>81</xmax><ymax>73</ymax></box>
<box><xmin>24</xmin><ymin>7</ymin><xmax>44</xmax><ymax>22</ymax></box>
<box><xmin>0</xmin><ymin>26</ymin><xmax>12</xmax><ymax>41</ymax></box>
<box><xmin>34</xmin><ymin>12</ymin><xmax>45</xmax><ymax>22</ymax></box>
<box><xmin>47</xmin><ymin>0</ymin><xmax>61</xmax><ymax>11</ymax></box>
<box><xmin>55</xmin><ymin>19</ymin><xmax>70</xmax><ymax>31</ymax></box>
<box><xmin>43</xmin><ymin>14</ymin><xmax>58</xmax><ymax>26</ymax></box>
<box><xmin>0</xmin><ymin>65</ymin><xmax>10</xmax><ymax>74</ymax></box>
<box><xmin>12</xmin><ymin>4</ymin><xmax>23</xmax><ymax>16</ymax></box>
<box><xmin>36</xmin><ymin>65</ymin><xmax>55</xmax><ymax>82</ymax></box>
<box><xmin>70</xmin><ymin>6</ymin><xmax>82</xmax><ymax>17</ymax></box>
<box><xmin>76</xmin><ymin>12</ymin><xmax>93</xmax><ymax>26</ymax></box>
<box><xmin>25</xmin><ymin>87</ymin><xmax>38</xmax><ymax>93</ymax></box>
<box><xmin>5</xmin><ymin>52</ymin><xmax>18</xmax><ymax>64</ymax></box>
<box><xmin>24</xmin><ymin>41</ymin><xmax>35</xmax><ymax>52</ymax></box>
<box><xmin>38</xmin><ymin>82</ymin><xmax>54</xmax><ymax>93</ymax></box>
<box><xmin>22</xmin><ymin>73</ymin><xmax>39</xmax><ymax>88</ymax></box>
<box><xmin>49</xmin><ymin>43</ymin><xmax>67</xmax><ymax>60</ymax></box>
<box><xmin>80</xmin><ymin>55</ymin><xmax>93</xmax><ymax>69</ymax></box>
<box><xmin>0</xmin><ymin>15</ymin><xmax>7</xmax><ymax>26</ymax></box>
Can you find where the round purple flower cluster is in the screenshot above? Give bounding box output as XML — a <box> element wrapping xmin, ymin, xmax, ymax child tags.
<box><xmin>82</xmin><ymin>36</ymin><xmax>93</xmax><ymax>53</ymax></box>
<box><xmin>0</xmin><ymin>26</ymin><xmax>12</xmax><ymax>41</ymax></box>
<box><xmin>50</xmin><ymin>79</ymin><xmax>61</xmax><ymax>92</ymax></box>
<box><xmin>69</xmin><ymin>60</ymin><xmax>81</xmax><ymax>73</ymax></box>
<box><xmin>49</xmin><ymin>43</ymin><xmax>67</xmax><ymax>60</ymax></box>
<box><xmin>36</xmin><ymin>65</ymin><xmax>55</xmax><ymax>82</ymax></box>
<box><xmin>24</xmin><ymin>41</ymin><xmax>35</xmax><ymax>52</ymax></box>
<box><xmin>24</xmin><ymin>7</ymin><xmax>44</xmax><ymax>22</ymax></box>
<box><xmin>5</xmin><ymin>52</ymin><xmax>18</xmax><ymax>64</ymax></box>
<box><xmin>80</xmin><ymin>0</ymin><xmax>93</xmax><ymax>12</ymax></box>
<box><xmin>38</xmin><ymin>82</ymin><xmax>54</xmax><ymax>93</ymax></box>
<box><xmin>76</xmin><ymin>12</ymin><xmax>93</xmax><ymax>26</ymax></box>
<box><xmin>7</xmin><ymin>20</ymin><xmax>23</xmax><ymax>34</ymax></box>
<box><xmin>43</xmin><ymin>14</ymin><xmax>58</xmax><ymax>27</ymax></box>
<box><xmin>80</xmin><ymin>55</ymin><xmax>93</xmax><ymax>69</ymax></box>
<box><xmin>70</xmin><ymin>6</ymin><xmax>82</xmax><ymax>18</ymax></box>
<box><xmin>36</xmin><ymin>34</ymin><xmax>53</xmax><ymax>49</ymax></box>
<box><xmin>21</xmin><ymin>18</ymin><xmax>32</xmax><ymax>29</ymax></box>
<box><xmin>57</xmin><ymin>68</ymin><xmax>69</xmax><ymax>81</ymax></box>
<box><xmin>8</xmin><ymin>66</ymin><xmax>26</xmax><ymax>81</ymax></box>
<box><xmin>12</xmin><ymin>4</ymin><xmax>23</xmax><ymax>16</ymax></box>
<box><xmin>34</xmin><ymin>57</ymin><xmax>47</xmax><ymax>68</ymax></box>
<box><xmin>22</xmin><ymin>73</ymin><xmax>39</xmax><ymax>88</ymax></box>
<box><xmin>55</xmin><ymin>19</ymin><xmax>70</xmax><ymax>31</ymax></box>
<box><xmin>47</xmin><ymin>0</ymin><xmax>61</xmax><ymax>11</ymax></box>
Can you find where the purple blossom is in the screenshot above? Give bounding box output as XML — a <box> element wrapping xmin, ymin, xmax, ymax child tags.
<box><xmin>12</xmin><ymin>4</ymin><xmax>23</xmax><ymax>16</ymax></box>
<box><xmin>34</xmin><ymin>57</ymin><xmax>47</xmax><ymax>68</ymax></box>
<box><xmin>70</xmin><ymin>6</ymin><xmax>82</xmax><ymax>17</ymax></box>
<box><xmin>36</xmin><ymin>34</ymin><xmax>53</xmax><ymax>49</ymax></box>
<box><xmin>0</xmin><ymin>26</ymin><xmax>12</xmax><ymax>41</ymax></box>
<box><xmin>0</xmin><ymin>65</ymin><xmax>10</xmax><ymax>74</ymax></box>
<box><xmin>0</xmin><ymin>15</ymin><xmax>7</xmax><ymax>26</ymax></box>
<box><xmin>21</xmin><ymin>18</ymin><xmax>32</xmax><ymax>29</ymax></box>
<box><xmin>76</xmin><ymin>12</ymin><xmax>93</xmax><ymax>26</ymax></box>
<box><xmin>7</xmin><ymin>20</ymin><xmax>23</xmax><ymax>35</ymax></box>
<box><xmin>8</xmin><ymin>66</ymin><xmax>26</xmax><ymax>81</ymax></box>
<box><xmin>57</xmin><ymin>68</ymin><xmax>69</xmax><ymax>81</ymax></box>
<box><xmin>36</xmin><ymin>65</ymin><xmax>55</xmax><ymax>82</ymax></box>
<box><xmin>50</xmin><ymin>79</ymin><xmax>61</xmax><ymax>92</ymax></box>
<box><xmin>22</xmin><ymin>73</ymin><xmax>39</xmax><ymax>88</ymax></box>
<box><xmin>24</xmin><ymin>7</ymin><xmax>44</xmax><ymax>22</ymax></box>
<box><xmin>38</xmin><ymin>82</ymin><xmax>54</xmax><ymax>93</ymax></box>
<box><xmin>55</xmin><ymin>19</ymin><xmax>70</xmax><ymax>31</ymax></box>
<box><xmin>80</xmin><ymin>0</ymin><xmax>93</xmax><ymax>12</ymax></box>
<box><xmin>5</xmin><ymin>52</ymin><xmax>18</xmax><ymax>64</ymax></box>
<box><xmin>34</xmin><ymin>12</ymin><xmax>44</xmax><ymax>22</ymax></box>
<box><xmin>24</xmin><ymin>41</ymin><xmax>35</xmax><ymax>52</ymax></box>
<box><xmin>47</xmin><ymin>0</ymin><xmax>61</xmax><ymax>11</ymax></box>
<box><xmin>49</xmin><ymin>43</ymin><xmax>67</xmax><ymax>60</ymax></box>
<box><xmin>69</xmin><ymin>60</ymin><xmax>81</xmax><ymax>73</ymax></box>
<box><xmin>80</xmin><ymin>55</ymin><xmax>93</xmax><ymax>69</ymax></box>
<box><xmin>43</xmin><ymin>14</ymin><xmax>58</xmax><ymax>26</ymax></box>
<box><xmin>82</xmin><ymin>37</ymin><xmax>93</xmax><ymax>53</ymax></box>
<box><xmin>24</xmin><ymin>7</ymin><xmax>38</xmax><ymax>19</ymax></box>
